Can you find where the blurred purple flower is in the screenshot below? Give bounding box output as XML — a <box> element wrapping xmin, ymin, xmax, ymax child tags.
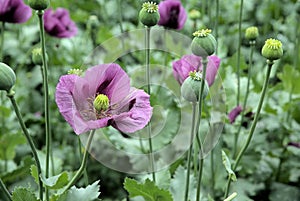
<box><xmin>158</xmin><ymin>0</ymin><xmax>187</xmax><ymax>30</ymax></box>
<box><xmin>44</xmin><ymin>8</ymin><xmax>77</xmax><ymax>38</ymax></box>
<box><xmin>55</xmin><ymin>63</ymin><xmax>152</xmax><ymax>135</ymax></box>
<box><xmin>287</xmin><ymin>142</ymin><xmax>300</xmax><ymax>149</ymax></box>
<box><xmin>0</xmin><ymin>0</ymin><xmax>32</xmax><ymax>23</ymax></box>
<box><xmin>172</xmin><ymin>54</ymin><xmax>221</xmax><ymax>86</ymax></box>
<box><xmin>228</xmin><ymin>106</ymin><xmax>243</xmax><ymax>124</ymax></box>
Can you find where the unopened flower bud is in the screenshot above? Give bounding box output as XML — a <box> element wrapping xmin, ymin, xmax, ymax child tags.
<box><xmin>181</xmin><ymin>71</ymin><xmax>209</xmax><ymax>102</ymax></box>
<box><xmin>245</xmin><ymin>26</ymin><xmax>259</xmax><ymax>41</ymax></box>
<box><xmin>28</xmin><ymin>0</ymin><xmax>49</xmax><ymax>10</ymax></box>
<box><xmin>0</xmin><ymin>62</ymin><xmax>16</xmax><ymax>92</ymax></box>
<box><xmin>261</xmin><ymin>38</ymin><xmax>283</xmax><ymax>61</ymax></box>
<box><xmin>189</xmin><ymin>9</ymin><xmax>201</xmax><ymax>20</ymax></box>
<box><xmin>93</xmin><ymin>94</ymin><xmax>109</xmax><ymax>111</ymax></box>
<box><xmin>139</xmin><ymin>2</ymin><xmax>160</xmax><ymax>27</ymax></box>
<box><xmin>191</xmin><ymin>29</ymin><xmax>217</xmax><ymax>57</ymax></box>
<box><xmin>87</xmin><ymin>15</ymin><xmax>100</xmax><ymax>30</ymax></box>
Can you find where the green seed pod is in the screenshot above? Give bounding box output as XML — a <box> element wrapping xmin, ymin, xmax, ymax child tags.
<box><xmin>0</xmin><ymin>62</ymin><xmax>16</xmax><ymax>92</ymax></box>
<box><xmin>245</xmin><ymin>26</ymin><xmax>259</xmax><ymax>41</ymax></box>
<box><xmin>139</xmin><ymin>2</ymin><xmax>160</xmax><ymax>27</ymax></box>
<box><xmin>189</xmin><ymin>9</ymin><xmax>201</xmax><ymax>20</ymax></box>
<box><xmin>181</xmin><ymin>71</ymin><xmax>209</xmax><ymax>102</ymax></box>
<box><xmin>93</xmin><ymin>94</ymin><xmax>109</xmax><ymax>112</ymax></box>
<box><xmin>191</xmin><ymin>29</ymin><xmax>217</xmax><ymax>57</ymax></box>
<box><xmin>261</xmin><ymin>38</ymin><xmax>283</xmax><ymax>61</ymax></box>
<box><xmin>28</xmin><ymin>0</ymin><xmax>49</xmax><ymax>10</ymax></box>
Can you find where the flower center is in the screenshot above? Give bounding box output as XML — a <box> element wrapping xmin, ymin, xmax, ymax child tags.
<box><xmin>264</xmin><ymin>38</ymin><xmax>282</xmax><ymax>50</ymax></box>
<box><xmin>142</xmin><ymin>2</ymin><xmax>158</xmax><ymax>13</ymax></box>
<box><xmin>189</xmin><ymin>70</ymin><xmax>202</xmax><ymax>81</ymax></box>
<box><xmin>93</xmin><ymin>94</ymin><xmax>109</xmax><ymax>112</ymax></box>
<box><xmin>193</xmin><ymin>29</ymin><xmax>212</xmax><ymax>37</ymax></box>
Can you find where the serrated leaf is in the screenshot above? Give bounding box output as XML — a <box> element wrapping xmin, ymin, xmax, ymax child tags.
<box><xmin>222</xmin><ymin>150</ymin><xmax>237</xmax><ymax>181</ymax></box>
<box><xmin>41</xmin><ymin>172</ymin><xmax>69</xmax><ymax>189</ymax></box>
<box><xmin>124</xmin><ymin>178</ymin><xmax>173</xmax><ymax>201</ymax></box>
<box><xmin>12</xmin><ymin>187</ymin><xmax>40</xmax><ymax>201</ymax></box>
<box><xmin>65</xmin><ymin>180</ymin><xmax>100</xmax><ymax>201</ymax></box>
<box><xmin>31</xmin><ymin>165</ymin><xmax>39</xmax><ymax>184</ymax></box>
<box><xmin>170</xmin><ymin>166</ymin><xmax>196</xmax><ymax>201</ymax></box>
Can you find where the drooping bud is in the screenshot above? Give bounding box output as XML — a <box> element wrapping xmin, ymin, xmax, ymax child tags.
<box><xmin>139</xmin><ymin>2</ymin><xmax>160</xmax><ymax>27</ymax></box>
<box><xmin>191</xmin><ymin>29</ymin><xmax>217</xmax><ymax>57</ymax></box>
<box><xmin>261</xmin><ymin>38</ymin><xmax>283</xmax><ymax>61</ymax></box>
<box><xmin>67</xmin><ymin>69</ymin><xmax>84</xmax><ymax>76</ymax></box>
<box><xmin>28</xmin><ymin>0</ymin><xmax>49</xmax><ymax>10</ymax></box>
<box><xmin>181</xmin><ymin>71</ymin><xmax>209</xmax><ymax>102</ymax></box>
<box><xmin>93</xmin><ymin>94</ymin><xmax>109</xmax><ymax>111</ymax></box>
<box><xmin>0</xmin><ymin>62</ymin><xmax>16</xmax><ymax>92</ymax></box>
<box><xmin>245</xmin><ymin>26</ymin><xmax>259</xmax><ymax>41</ymax></box>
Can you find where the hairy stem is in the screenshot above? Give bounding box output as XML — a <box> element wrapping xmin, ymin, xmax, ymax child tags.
<box><xmin>63</xmin><ymin>130</ymin><xmax>95</xmax><ymax>192</ymax></box>
<box><xmin>184</xmin><ymin>103</ymin><xmax>197</xmax><ymax>201</ymax></box>
<box><xmin>224</xmin><ymin>61</ymin><xmax>273</xmax><ymax>198</ymax></box>
<box><xmin>7</xmin><ymin>91</ymin><xmax>43</xmax><ymax>201</ymax></box>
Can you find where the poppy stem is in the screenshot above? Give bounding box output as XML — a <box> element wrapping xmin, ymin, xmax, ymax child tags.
<box><xmin>224</xmin><ymin>61</ymin><xmax>273</xmax><ymax>198</ymax></box>
<box><xmin>0</xmin><ymin>21</ymin><xmax>4</xmax><ymax>61</ymax></box>
<box><xmin>184</xmin><ymin>103</ymin><xmax>196</xmax><ymax>201</ymax></box>
<box><xmin>63</xmin><ymin>130</ymin><xmax>95</xmax><ymax>193</ymax></box>
<box><xmin>6</xmin><ymin>90</ymin><xmax>43</xmax><ymax>201</ymax></box>
<box><xmin>214</xmin><ymin>0</ymin><xmax>219</xmax><ymax>54</ymax></box>
<box><xmin>145</xmin><ymin>26</ymin><xmax>156</xmax><ymax>182</ymax></box>
<box><xmin>78</xmin><ymin>137</ymin><xmax>89</xmax><ymax>186</ymax></box>
<box><xmin>0</xmin><ymin>178</ymin><xmax>12</xmax><ymax>201</ymax></box>
<box><xmin>1</xmin><ymin>22</ymin><xmax>6</xmax><ymax>162</ymax></box>
<box><xmin>236</xmin><ymin>0</ymin><xmax>244</xmax><ymax>107</ymax></box>
<box><xmin>37</xmin><ymin>10</ymin><xmax>51</xmax><ymax>201</ymax></box>
<box><xmin>195</xmin><ymin>57</ymin><xmax>208</xmax><ymax>201</ymax></box>
<box><xmin>233</xmin><ymin>41</ymin><xmax>255</xmax><ymax>158</ymax></box>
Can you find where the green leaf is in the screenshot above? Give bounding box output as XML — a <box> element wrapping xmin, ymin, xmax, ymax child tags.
<box><xmin>222</xmin><ymin>150</ymin><xmax>237</xmax><ymax>181</ymax></box>
<box><xmin>0</xmin><ymin>133</ymin><xmax>26</xmax><ymax>160</ymax></box>
<box><xmin>12</xmin><ymin>187</ymin><xmax>40</xmax><ymax>201</ymax></box>
<box><xmin>124</xmin><ymin>178</ymin><xmax>173</xmax><ymax>201</ymax></box>
<box><xmin>41</xmin><ymin>172</ymin><xmax>69</xmax><ymax>190</ymax></box>
<box><xmin>277</xmin><ymin>64</ymin><xmax>300</xmax><ymax>94</ymax></box>
<box><xmin>30</xmin><ymin>165</ymin><xmax>39</xmax><ymax>184</ymax></box>
<box><xmin>65</xmin><ymin>180</ymin><xmax>100</xmax><ymax>201</ymax></box>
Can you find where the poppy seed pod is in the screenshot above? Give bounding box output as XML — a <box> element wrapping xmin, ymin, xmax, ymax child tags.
<box><xmin>181</xmin><ymin>71</ymin><xmax>209</xmax><ymax>102</ymax></box>
<box><xmin>245</xmin><ymin>26</ymin><xmax>259</xmax><ymax>41</ymax></box>
<box><xmin>29</xmin><ymin>0</ymin><xmax>49</xmax><ymax>10</ymax></box>
<box><xmin>261</xmin><ymin>38</ymin><xmax>283</xmax><ymax>61</ymax></box>
<box><xmin>139</xmin><ymin>2</ymin><xmax>160</xmax><ymax>27</ymax></box>
<box><xmin>191</xmin><ymin>29</ymin><xmax>217</xmax><ymax>57</ymax></box>
<box><xmin>0</xmin><ymin>62</ymin><xmax>16</xmax><ymax>92</ymax></box>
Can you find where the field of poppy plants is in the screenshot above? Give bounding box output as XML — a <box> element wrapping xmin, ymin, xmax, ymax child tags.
<box><xmin>1</xmin><ymin>0</ymin><xmax>300</xmax><ymax>200</ymax></box>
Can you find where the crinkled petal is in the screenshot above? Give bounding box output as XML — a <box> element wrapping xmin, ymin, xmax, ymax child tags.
<box><xmin>109</xmin><ymin>88</ymin><xmax>152</xmax><ymax>133</ymax></box>
<box><xmin>203</xmin><ymin>55</ymin><xmax>221</xmax><ymax>86</ymax></box>
<box><xmin>0</xmin><ymin>0</ymin><xmax>32</xmax><ymax>23</ymax></box>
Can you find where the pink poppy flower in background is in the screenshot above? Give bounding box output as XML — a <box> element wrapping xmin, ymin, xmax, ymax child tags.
<box><xmin>0</xmin><ymin>0</ymin><xmax>32</xmax><ymax>23</ymax></box>
<box><xmin>158</xmin><ymin>0</ymin><xmax>187</xmax><ymax>30</ymax></box>
<box><xmin>228</xmin><ymin>106</ymin><xmax>243</xmax><ymax>124</ymax></box>
<box><xmin>172</xmin><ymin>54</ymin><xmax>221</xmax><ymax>86</ymax></box>
<box><xmin>55</xmin><ymin>63</ymin><xmax>152</xmax><ymax>135</ymax></box>
<box><xmin>44</xmin><ymin>8</ymin><xmax>77</xmax><ymax>38</ymax></box>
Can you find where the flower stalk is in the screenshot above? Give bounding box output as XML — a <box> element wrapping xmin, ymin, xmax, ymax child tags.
<box><xmin>184</xmin><ymin>103</ymin><xmax>196</xmax><ymax>201</ymax></box>
<box><xmin>6</xmin><ymin>90</ymin><xmax>43</xmax><ymax>201</ymax></box>
<box><xmin>63</xmin><ymin>130</ymin><xmax>95</xmax><ymax>192</ymax></box>
<box><xmin>224</xmin><ymin>61</ymin><xmax>274</xmax><ymax>198</ymax></box>
<box><xmin>0</xmin><ymin>178</ymin><xmax>12</xmax><ymax>201</ymax></box>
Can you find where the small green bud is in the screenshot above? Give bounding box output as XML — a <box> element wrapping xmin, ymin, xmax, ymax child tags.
<box><xmin>181</xmin><ymin>71</ymin><xmax>209</xmax><ymax>102</ymax></box>
<box><xmin>191</xmin><ymin>29</ymin><xmax>217</xmax><ymax>57</ymax></box>
<box><xmin>87</xmin><ymin>15</ymin><xmax>100</xmax><ymax>30</ymax></box>
<box><xmin>93</xmin><ymin>94</ymin><xmax>109</xmax><ymax>111</ymax></box>
<box><xmin>0</xmin><ymin>62</ymin><xmax>16</xmax><ymax>92</ymax></box>
<box><xmin>67</xmin><ymin>69</ymin><xmax>84</xmax><ymax>76</ymax></box>
<box><xmin>261</xmin><ymin>38</ymin><xmax>283</xmax><ymax>61</ymax></box>
<box><xmin>28</xmin><ymin>0</ymin><xmax>49</xmax><ymax>10</ymax></box>
<box><xmin>245</xmin><ymin>26</ymin><xmax>259</xmax><ymax>41</ymax></box>
<box><xmin>32</xmin><ymin>48</ymin><xmax>48</xmax><ymax>65</ymax></box>
<box><xmin>139</xmin><ymin>2</ymin><xmax>160</xmax><ymax>27</ymax></box>
<box><xmin>189</xmin><ymin>9</ymin><xmax>201</xmax><ymax>20</ymax></box>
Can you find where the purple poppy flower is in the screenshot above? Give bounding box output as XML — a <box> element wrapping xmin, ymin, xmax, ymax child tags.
<box><xmin>172</xmin><ymin>54</ymin><xmax>221</xmax><ymax>86</ymax></box>
<box><xmin>55</xmin><ymin>63</ymin><xmax>152</xmax><ymax>135</ymax></box>
<box><xmin>44</xmin><ymin>8</ymin><xmax>77</xmax><ymax>38</ymax></box>
<box><xmin>158</xmin><ymin>0</ymin><xmax>187</xmax><ymax>30</ymax></box>
<box><xmin>0</xmin><ymin>0</ymin><xmax>32</xmax><ymax>23</ymax></box>
<box><xmin>228</xmin><ymin>106</ymin><xmax>243</xmax><ymax>124</ymax></box>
